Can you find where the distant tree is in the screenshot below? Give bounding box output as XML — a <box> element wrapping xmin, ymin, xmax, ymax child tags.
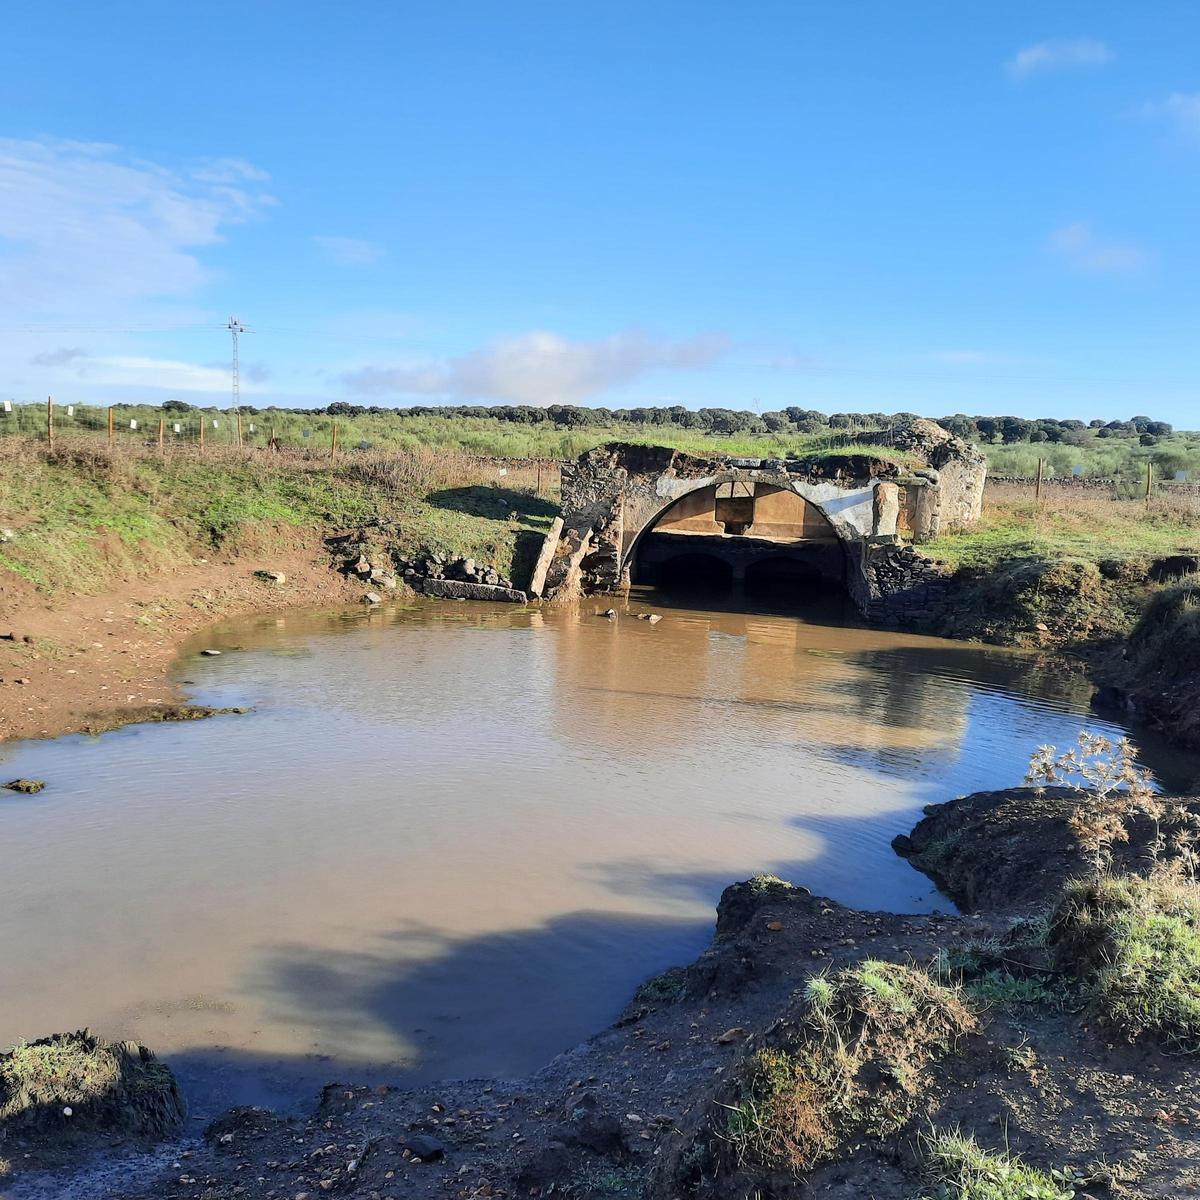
<box><xmin>999</xmin><ymin>416</ymin><xmax>1034</xmax><ymax>443</ymax></box>
<box><xmin>162</xmin><ymin>399</ymin><xmax>192</xmax><ymax>413</ymax></box>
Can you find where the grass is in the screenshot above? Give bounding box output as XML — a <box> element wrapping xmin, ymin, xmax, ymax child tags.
<box><xmin>1115</xmin><ymin>575</ymin><xmax>1200</xmax><ymax>745</ymax></box>
<box><xmin>0</xmin><ymin>439</ymin><xmax>557</xmax><ymax>607</ymax></box>
<box><xmin>921</xmin><ymin>1130</ymin><xmax>1077</xmax><ymax>1200</ymax></box>
<box><xmin>0</xmin><ymin>1030</ymin><xmax>184</xmax><ymax>1139</ymax></box>
<box><xmin>0</xmin><ymin>405</ymin><xmax>905</xmax><ymax>462</ymax></box>
<box><xmin>1047</xmin><ymin>874</ymin><xmax>1200</xmax><ymax>1049</ymax></box>
<box><xmin>935</xmin><ymin>920</ymin><xmax>1063</xmax><ymax>1010</ymax></box>
<box><xmin>925</xmin><ymin>483</ymin><xmax>1200</xmax><ymax>570</ymax></box>
<box><xmin>725</xmin><ymin>961</ymin><xmax>974</xmax><ymax>1176</ymax></box>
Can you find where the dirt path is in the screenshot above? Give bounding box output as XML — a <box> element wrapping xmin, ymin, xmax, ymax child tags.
<box><xmin>0</xmin><ymin>537</ymin><xmax>361</xmax><ymax>745</ymax></box>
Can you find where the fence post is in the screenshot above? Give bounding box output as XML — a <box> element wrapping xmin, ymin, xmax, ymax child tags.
<box><xmin>236</xmin><ymin>410</ymin><xmax>244</xmax><ymax>447</ymax></box>
<box><xmin>199</xmin><ymin>416</ymin><xmax>205</xmax><ymax>454</ymax></box>
<box><xmin>330</xmin><ymin>421</ymin><xmax>338</xmax><ymax>462</ymax></box>
<box><xmin>1146</xmin><ymin>460</ymin><xmax>1153</xmax><ymax>510</ymax></box>
<box><xmin>536</xmin><ymin>462</ymin><xmax>542</xmax><ymax>495</ymax></box>
<box><xmin>158</xmin><ymin>415</ymin><xmax>165</xmax><ymax>453</ymax></box>
<box><xmin>1035</xmin><ymin>457</ymin><xmax>1044</xmax><ymax>504</ymax></box>
<box><xmin>107</xmin><ymin>406</ymin><xmax>114</xmax><ymax>447</ymax></box>
<box><xmin>46</xmin><ymin>395</ymin><xmax>54</xmax><ymax>450</ymax></box>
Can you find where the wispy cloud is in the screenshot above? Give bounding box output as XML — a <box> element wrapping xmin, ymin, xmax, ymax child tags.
<box><xmin>340</xmin><ymin>329</ymin><xmax>731</xmax><ymax>405</ymax></box>
<box><xmin>1047</xmin><ymin>222</ymin><xmax>1149</xmax><ymax>276</ymax></box>
<box><xmin>1006</xmin><ymin>38</ymin><xmax>1113</xmax><ymax>79</ymax></box>
<box><xmin>29</xmin><ymin>346</ymin><xmax>89</xmax><ymax>367</ymax></box>
<box><xmin>0</xmin><ymin>137</ymin><xmax>274</xmax><ymax>320</ymax></box>
<box><xmin>312</xmin><ymin>235</ymin><xmax>386</xmax><ymax>267</ymax></box>
<box><xmin>1140</xmin><ymin>92</ymin><xmax>1200</xmax><ymax>142</ymax></box>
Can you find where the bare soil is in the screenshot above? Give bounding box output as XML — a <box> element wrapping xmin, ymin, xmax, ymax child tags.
<box><xmin>0</xmin><ymin>533</ymin><xmax>361</xmax><ymax>745</ymax></box>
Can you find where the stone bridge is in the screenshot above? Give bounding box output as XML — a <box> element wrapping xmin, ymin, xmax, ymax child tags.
<box><xmin>531</xmin><ymin>419</ymin><xmax>985</xmax><ymax>622</ymax></box>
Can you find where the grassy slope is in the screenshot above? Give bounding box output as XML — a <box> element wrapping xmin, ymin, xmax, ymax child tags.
<box><xmin>925</xmin><ymin>484</ymin><xmax>1200</xmax><ymax>569</ymax></box>
<box><xmin>0</xmin><ymin>442</ymin><xmax>557</xmax><ymax>605</ymax></box>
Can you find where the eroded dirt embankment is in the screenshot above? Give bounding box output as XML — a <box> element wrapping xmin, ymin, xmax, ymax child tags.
<box><xmin>8</xmin><ymin>789</ymin><xmax>1200</xmax><ymax>1200</ymax></box>
<box><xmin>0</xmin><ymin>540</ymin><xmax>363</xmax><ymax>744</ymax></box>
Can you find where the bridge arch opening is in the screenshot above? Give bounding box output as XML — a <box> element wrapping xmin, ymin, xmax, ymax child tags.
<box><xmin>630</xmin><ymin>479</ymin><xmax>850</xmax><ymax>605</ymax></box>
<box><xmin>653</xmin><ymin>552</ymin><xmax>735</xmax><ymax>596</ymax></box>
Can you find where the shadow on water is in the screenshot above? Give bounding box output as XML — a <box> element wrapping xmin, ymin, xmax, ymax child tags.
<box><xmin>145</xmin><ymin>796</ymin><xmax>950</xmax><ymax>1121</ymax></box>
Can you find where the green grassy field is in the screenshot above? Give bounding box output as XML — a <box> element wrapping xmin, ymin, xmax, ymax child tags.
<box><xmin>924</xmin><ymin>481</ymin><xmax>1200</xmax><ymax>569</ymax></box>
<box><xmin>0</xmin><ymin>403</ymin><xmax>893</xmax><ymax>462</ymax></box>
<box><xmin>0</xmin><ymin>440</ymin><xmax>557</xmax><ymax>604</ymax></box>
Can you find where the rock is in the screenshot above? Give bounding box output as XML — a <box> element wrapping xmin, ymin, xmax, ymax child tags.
<box><xmin>571</xmin><ymin>1110</ymin><xmax>626</xmax><ymax>1158</ymax></box>
<box><xmin>399</xmin><ymin>1133</ymin><xmax>446</xmax><ymax>1161</ymax></box>
<box><xmin>4</xmin><ymin>779</ymin><xmax>45</xmax><ymax>794</ymax></box>
<box><xmin>200</xmin><ymin>649</ymin><xmax>222</xmax><ymax>657</ymax></box>
<box><xmin>636</xmin><ymin>613</ymin><xmax>662</xmax><ymax>624</ymax></box>
<box><xmin>417</xmin><ymin>578</ymin><xmax>528</xmax><ymax>604</ymax></box>
<box><xmin>514</xmin><ymin>1143</ymin><xmax>570</xmax><ymax>1191</ymax></box>
<box><xmin>716</xmin><ymin>1027</ymin><xmax>745</xmax><ymax>1044</ymax></box>
<box><xmin>354</xmin><ymin>556</ymin><xmax>372</xmax><ymax>576</ymax></box>
<box><xmin>462</xmin><ymin>558</ymin><xmax>476</xmax><ymax>575</ymax></box>
<box><xmin>0</xmin><ymin>528</ymin><xmax>14</xmax><ymax>542</ymax></box>
<box><xmin>253</xmin><ymin>570</ymin><xmax>286</xmax><ymax>584</ymax></box>
<box><xmin>362</xmin><ymin>592</ymin><xmax>382</xmax><ymax>605</ymax></box>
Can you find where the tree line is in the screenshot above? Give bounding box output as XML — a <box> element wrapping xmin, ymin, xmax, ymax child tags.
<box><xmin>152</xmin><ymin>400</ymin><xmax>1177</xmax><ymax>445</ymax></box>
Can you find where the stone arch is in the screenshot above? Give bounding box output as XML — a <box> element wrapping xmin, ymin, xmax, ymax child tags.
<box><xmin>621</xmin><ymin>472</ymin><xmax>854</xmax><ymax>583</ymax></box>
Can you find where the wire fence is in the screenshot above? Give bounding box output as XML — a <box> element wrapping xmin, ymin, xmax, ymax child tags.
<box><xmin>0</xmin><ymin>401</ymin><xmax>566</xmax><ymax>506</ymax></box>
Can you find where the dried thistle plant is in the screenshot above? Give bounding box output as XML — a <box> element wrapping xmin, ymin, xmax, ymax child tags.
<box><xmin>1026</xmin><ymin>731</ymin><xmax>1158</xmax><ymax>876</ymax></box>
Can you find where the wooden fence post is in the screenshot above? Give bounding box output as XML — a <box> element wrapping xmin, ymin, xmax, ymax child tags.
<box><xmin>199</xmin><ymin>416</ymin><xmax>205</xmax><ymax>454</ymax></box>
<box><xmin>46</xmin><ymin>396</ymin><xmax>54</xmax><ymax>450</ymax></box>
<box><xmin>1035</xmin><ymin>457</ymin><xmax>1044</xmax><ymax>504</ymax></box>
<box><xmin>1146</xmin><ymin>460</ymin><xmax>1153</xmax><ymax>510</ymax></box>
<box><xmin>107</xmin><ymin>406</ymin><xmax>114</xmax><ymax>447</ymax></box>
<box><xmin>158</xmin><ymin>415</ymin><xmax>165</xmax><ymax>453</ymax></box>
<box><xmin>330</xmin><ymin>421</ymin><xmax>339</xmax><ymax>462</ymax></box>
<box><xmin>236</xmin><ymin>410</ymin><xmax>244</xmax><ymax>447</ymax></box>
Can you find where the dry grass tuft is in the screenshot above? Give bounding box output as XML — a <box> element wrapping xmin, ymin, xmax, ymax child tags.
<box><xmin>724</xmin><ymin>961</ymin><xmax>974</xmax><ymax>1176</ymax></box>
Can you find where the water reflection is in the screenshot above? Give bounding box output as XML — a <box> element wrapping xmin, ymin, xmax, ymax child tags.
<box><xmin>0</xmin><ymin>595</ymin><xmax>1192</xmax><ymax>1117</ymax></box>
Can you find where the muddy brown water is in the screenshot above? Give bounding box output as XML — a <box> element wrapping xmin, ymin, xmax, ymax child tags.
<box><xmin>1</xmin><ymin>594</ymin><xmax>1194</xmax><ymax>1119</ymax></box>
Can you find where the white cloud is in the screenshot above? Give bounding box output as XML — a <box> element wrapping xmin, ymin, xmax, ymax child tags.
<box><xmin>1006</xmin><ymin>38</ymin><xmax>1113</xmax><ymax>78</ymax></box>
<box><xmin>340</xmin><ymin>329</ymin><xmax>731</xmax><ymax>405</ymax></box>
<box><xmin>1141</xmin><ymin>92</ymin><xmax>1200</xmax><ymax>141</ymax></box>
<box><xmin>1046</xmin><ymin>222</ymin><xmax>1149</xmax><ymax>275</ymax></box>
<box><xmin>313</xmin><ymin>235</ymin><xmax>386</xmax><ymax>267</ymax></box>
<box><xmin>0</xmin><ymin>137</ymin><xmax>274</xmax><ymax>319</ymax></box>
<box><xmin>29</xmin><ymin>349</ymin><xmax>261</xmax><ymax>395</ymax></box>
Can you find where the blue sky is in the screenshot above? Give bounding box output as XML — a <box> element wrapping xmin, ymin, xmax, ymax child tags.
<box><xmin>1</xmin><ymin>2</ymin><xmax>1198</xmax><ymax>422</ymax></box>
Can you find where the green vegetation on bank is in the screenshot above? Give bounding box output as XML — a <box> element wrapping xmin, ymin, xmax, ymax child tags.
<box><xmin>1049</xmin><ymin>874</ymin><xmax>1200</xmax><ymax>1049</ymax></box>
<box><xmin>726</xmin><ymin>961</ymin><xmax>973</xmax><ymax>1175</ymax></box>
<box><xmin>0</xmin><ymin>441</ymin><xmax>555</xmax><ymax>604</ymax></box>
<box><xmin>921</xmin><ymin>1130</ymin><xmax>1077</xmax><ymax>1200</ymax></box>
<box><xmin>924</xmin><ymin>489</ymin><xmax>1200</xmax><ymax>570</ymax></box>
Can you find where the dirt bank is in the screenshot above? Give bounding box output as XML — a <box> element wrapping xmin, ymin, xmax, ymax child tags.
<box><xmin>0</xmin><ymin>537</ymin><xmax>362</xmax><ymax>744</ymax></box>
